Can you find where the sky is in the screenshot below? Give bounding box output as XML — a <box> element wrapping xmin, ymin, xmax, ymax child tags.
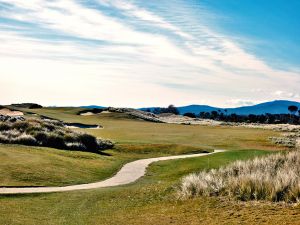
<box><xmin>0</xmin><ymin>0</ymin><xmax>299</xmax><ymax>108</ymax></box>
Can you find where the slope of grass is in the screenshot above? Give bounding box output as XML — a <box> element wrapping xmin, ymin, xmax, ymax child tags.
<box><xmin>0</xmin><ymin>144</ymin><xmax>138</xmax><ymax>187</ymax></box>
<box><xmin>1</xmin><ymin>150</ymin><xmax>299</xmax><ymax>225</ymax></box>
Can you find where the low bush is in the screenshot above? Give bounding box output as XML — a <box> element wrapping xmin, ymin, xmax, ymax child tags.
<box><xmin>179</xmin><ymin>151</ymin><xmax>300</xmax><ymax>203</ymax></box>
<box><xmin>14</xmin><ymin>134</ymin><xmax>37</xmax><ymax>146</ymax></box>
<box><xmin>11</xmin><ymin>103</ymin><xmax>43</xmax><ymax>109</ymax></box>
<box><xmin>76</xmin><ymin>133</ymin><xmax>99</xmax><ymax>152</ymax></box>
<box><xmin>0</xmin><ymin>117</ymin><xmax>114</xmax><ymax>153</ymax></box>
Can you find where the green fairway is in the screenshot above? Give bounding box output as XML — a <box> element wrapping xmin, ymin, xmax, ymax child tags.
<box><xmin>0</xmin><ymin>107</ymin><xmax>283</xmax><ymax>187</ymax></box>
<box><xmin>24</xmin><ymin>107</ymin><xmax>282</xmax><ymax>151</ymax></box>
<box><xmin>1</xmin><ymin>150</ymin><xmax>299</xmax><ymax>225</ymax></box>
<box><xmin>1</xmin><ymin>107</ymin><xmax>295</xmax><ymax>224</ymax></box>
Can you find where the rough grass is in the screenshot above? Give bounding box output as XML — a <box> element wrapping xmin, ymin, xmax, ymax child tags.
<box><xmin>0</xmin><ymin>118</ymin><xmax>113</xmax><ymax>153</ymax></box>
<box><xmin>2</xmin><ymin>150</ymin><xmax>300</xmax><ymax>225</ymax></box>
<box><xmin>180</xmin><ymin>150</ymin><xmax>300</xmax><ymax>203</ymax></box>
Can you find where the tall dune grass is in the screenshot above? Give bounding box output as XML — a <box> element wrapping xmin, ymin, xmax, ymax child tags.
<box><xmin>179</xmin><ymin>151</ymin><xmax>300</xmax><ymax>203</ymax></box>
<box><xmin>0</xmin><ymin>118</ymin><xmax>113</xmax><ymax>153</ymax></box>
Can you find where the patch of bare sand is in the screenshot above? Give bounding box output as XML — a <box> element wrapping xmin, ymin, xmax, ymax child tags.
<box><xmin>80</xmin><ymin>111</ymin><xmax>110</xmax><ymax>116</ymax></box>
<box><xmin>0</xmin><ymin>108</ymin><xmax>24</xmax><ymax>116</ymax></box>
<box><xmin>159</xmin><ymin>114</ymin><xmax>221</xmax><ymax>126</ymax></box>
<box><xmin>80</xmin><ymin>112</ymin><xmax>95</xmax><ymax>116</ymax></box>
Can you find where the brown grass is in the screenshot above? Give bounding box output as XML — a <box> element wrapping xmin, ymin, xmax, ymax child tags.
<box><xmin>180</xmin><ymin>150</ymin><xmax>300</xmax><ymax>203</ymax></box>
<box><xmin>0</xmin><ymin>118</ymin><xmax>113</xmax><ymax>153</ymax></box>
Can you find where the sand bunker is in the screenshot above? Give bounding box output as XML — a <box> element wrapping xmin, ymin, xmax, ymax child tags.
<box><xmin>78</xmin><ymin>108</ymin><xmax>103</xmax><ymax>116</ymax></box>
<box><xmin>64</xmin><ymin>122</ymin><xmax>103</xmax><ymax>129</ymax></box>
<box><xmin>80</xmin><ymin>112</ymin><xmax>95</xmax><ymax>116</ymax></box>
<box><xmin>0</xmin><ymin>108</ymin><xmax>24</xmax><ymax>116</ymax></box>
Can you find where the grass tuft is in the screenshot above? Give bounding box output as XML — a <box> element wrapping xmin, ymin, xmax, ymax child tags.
<box><xmin>179</xmin><ymin>150</ymin><xmax>300</xmax><ymax>203</ymax></box>
<box><xmin>0</xmin><ymin>117</ymin><xmax>113</xmax><ymax>153</ymax></box>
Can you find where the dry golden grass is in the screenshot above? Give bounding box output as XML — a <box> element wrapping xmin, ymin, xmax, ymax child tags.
<box><xmin>180</xmin><ymin>150</ymin><xmax>300</xmax><ymax>203</ymax></box>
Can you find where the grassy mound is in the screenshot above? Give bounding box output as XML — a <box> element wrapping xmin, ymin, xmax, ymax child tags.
<box><xmin>11</xmin><ymin>103</ymin><xmax>43</xmax><ymax>109</ymax></box>
<box><xmin>0</xmin><ymin>117</ymin><xmax>113</xmax><ymax>153</ymax></box>
<box><xmin>180</xmin><ymin>151</ymin><xmax>300</xmax><ymax>203</ymax></box>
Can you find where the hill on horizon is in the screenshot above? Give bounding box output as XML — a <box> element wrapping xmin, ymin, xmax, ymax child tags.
<box><xmin>80</xmin><ymin>100</ymin><xmax>300</xmax><ymax>115</ymax></box>
<box><xmin>140</xmin><ymin>100</ymin><xmax>300</xmax><ymax>115</ymax></box>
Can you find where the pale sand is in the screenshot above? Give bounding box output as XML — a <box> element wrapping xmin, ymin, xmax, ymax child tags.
<box><xmin>0</xmin><ymin>108</ymin><xmax>24</xmax><ymax>116</ymax></box>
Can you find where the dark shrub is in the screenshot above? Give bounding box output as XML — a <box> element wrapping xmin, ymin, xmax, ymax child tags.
<box><xmin>11</xmin><ymin>121</ymin><xmax>30</xmax><ymax>131</ymax></box>
<box><xmin>33</xmin><ymin>132</ymin><xmax>48</xmax><ymax>144</ymax></box>
<box><xmin>11</xmin><ymin>103</ymin><xmax>43</xmax><ymax>109</ymax></box>
<box><xmin>0</xmin><ymin>117</ymin><xmax>114</xmax><ymax>153</ymax></box>
<box><xmin>76</xmin><ymin>133</ymin><xmax>99</xmax><ymax>152</ymax></box>
<box><xmin>14</xmin><ymin>134</ymin><xmax>37</xmax><ymax>146</ymax></box>
<box><xmin>43</xmin><ymin>123</ymin><xmax>57</xmax><ymax>132</ymax></box>
<box><xmin>183</xmin><ymin>112</ymin><xmax>196</xmax><ymax>118</ymax></box>
<box><xmin>43</xmin><ymin>134</ymin><xmax>66</xmax><ymax>149</ymax></box>
<box><xmin>97</xmin><ymin>139</ymin><xmax>114</xmax><ymax>150</ymax></box>
<box><xmin>63</xmin><ymin>134</ymin><xmax>77</xmax><ymax>143</ymax></box>
<box><xmin>0</xmin><ymin>123</ymin><xmax>11</xmax><ymax>131</ymax></box>
<box><xmin>152</xmin><ymin>105</ymin><xmax>180</xmax><ymax>115</ymax></box>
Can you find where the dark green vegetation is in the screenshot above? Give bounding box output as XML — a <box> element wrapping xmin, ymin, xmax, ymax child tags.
<box><xmin>0</xmin><ymin>117</ymin><xmax>113</xmax><ymax>153</ymax></box>
<box><xmin>180</xmin><ymin>150</ymin><xmax>300</xmax><ymax>203</ymax></box>
<box><xmin>0</xmin><ymin>107</ymin><xmax>298</xmax><ymax>224</ymax></box>
<box><xmin>10</xmin><ymin>103</ymin><xmax>43</xmax><ymax>109</ymax></box>
<box><xmin>197</xmin><ymin>109</ymin><xmax>300</xmax><ymax>125</ymax></box>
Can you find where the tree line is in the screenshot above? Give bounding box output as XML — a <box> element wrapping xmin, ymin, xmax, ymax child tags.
<box><xmin>190</xmin><ymin>105</ymin><xmax>300</xmax><ymax>124</ymax></box>
<box><xmin>146</xmin><ymin>105</ymin><xmax>300</xmax><ymax>124</ymax></box>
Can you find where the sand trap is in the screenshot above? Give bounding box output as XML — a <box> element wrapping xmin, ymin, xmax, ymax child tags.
<box><xmin>0</xmin><ymin>108</ymin><xmax>24</xmax><ymax>116</ymax></box>
<box><xmin>101</xmin><ymin>111</ymin><xmax>111</xmax><ymax>114</ymax></box>
<box><xmin>65</xmin><ymin>123</ymin><xmax>103</xmax><ymax>129</ymax></box>
<box><xmin>78</xmin><ymin>108</ymin><xmax>104</xmax><ymax>116</ymax></box>
<box><xmin>80</xmin><ymin>112</ymin><xmax>95</xmax><ymax>116</ymax></box>
<box><xmin>80</xmin><ymin>111</ymin><xmax>110</xmax><ymax>115</ymax></box>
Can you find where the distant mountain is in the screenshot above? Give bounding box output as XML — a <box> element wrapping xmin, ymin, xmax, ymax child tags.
<box><xmin>223</xmin><ymin>100</ymin><xmax>300</xmax><ymax>115</ymax></box>
<box><xmin>176</xmin><ymin>105</ymin><xmax>221</xmax><ymax>114</ymax></box>
<box><xmin>80</xmin><ymin>105</ymin><xmax>106</xmax><ymax>109</ymax></box>
<box><xmin>141</xmin><ymin>100</ymin><xmax>300</xmax><ymax>115</ymax></box>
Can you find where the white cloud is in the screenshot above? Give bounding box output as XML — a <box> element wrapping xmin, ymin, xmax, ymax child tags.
<box><xmin>97</xmin><ymin>0</ymin><xmax>193</xmax><ymax>39</ymax></box>
<box><xmin>0</xmin><ymin>0</ymin><xmax>299</xmax><ymax>107</ymax></box>
<box><xmin>274</xmin><ymin>90</ymin><xmax>300</xmax><ymax>99</ymax></box>
<box><xmin>225</xmin><ymin>99</ymin><xmax>258</xmax><ymax>107</ymax></box>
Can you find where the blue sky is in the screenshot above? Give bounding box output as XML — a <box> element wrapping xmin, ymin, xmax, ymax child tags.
<box><xmin>0</xmin><ymin>0</ymin><xmax>299</xmax><ymax>107</ymax></box>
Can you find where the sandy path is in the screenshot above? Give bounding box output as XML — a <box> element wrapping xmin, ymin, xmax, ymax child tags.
<box><xmin>0</xmin><ymin>150</ymin><xmax>224</xmax><ymax>194</ymax></box>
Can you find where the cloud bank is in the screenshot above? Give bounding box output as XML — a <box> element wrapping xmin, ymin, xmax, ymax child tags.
<box><xmin>0</xmin><ymin>0</ymin><xmax>299</xmax><ymax>107</ymax></box>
